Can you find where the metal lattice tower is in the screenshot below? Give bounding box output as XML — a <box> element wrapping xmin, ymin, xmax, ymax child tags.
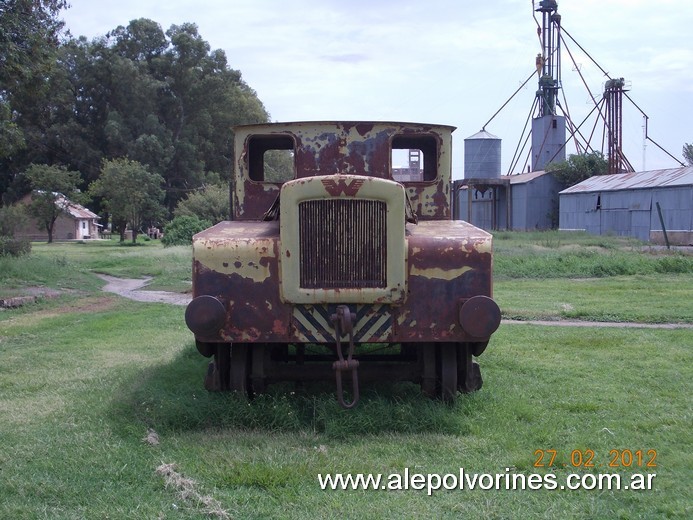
<box><xmin>531</xmin><ymin>0</ymin><xmax>566</xmax><ymax>171</ymax></box>
<box><xmin>604</xmin><ymin>78</ymin><xmax>634</xmax><ymax>174</ymax></box>
<box><xmin>535</xmin><ymin>0</ymin><xmax>561</xmax><ymax>117</ymax></box>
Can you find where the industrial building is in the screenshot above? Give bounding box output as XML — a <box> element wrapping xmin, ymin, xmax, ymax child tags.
<box><xmin>452</xmin><ymin>131</ymin><xmax>563</xmax><ymax>231</ymax></box>
<box><xmin>453</xmin><ymin>0</ymin><xmax>567</xmax><ymax>231</ymax></box>
<box><xmin>558</xmin><ymin>167</ymin><xmax>693</xmax><ymax>244</ymax></box>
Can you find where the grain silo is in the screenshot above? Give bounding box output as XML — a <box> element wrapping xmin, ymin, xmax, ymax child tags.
<box><xmin>464</xmin><ymin>130</ymin><xmax>501</xmax><ymax>179</ymax></box>
<box><xmin>454</xmin><ymin>130</ymin><xmax>510</xmax><ymax>229</ymax></box>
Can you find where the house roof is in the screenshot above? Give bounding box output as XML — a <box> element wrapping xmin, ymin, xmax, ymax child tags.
<box><xmin>25</xmin><ymin>192</ymin><xmax>99</xmax><ymax>220</ymax></box>
<box><xmin>507</xmin><ymin>169</ymin><xmax>553</xmax><ymax>185</ymax></box>
<box><xmin>560</xmin><ymin>167</ymin><xmax>693</xmax><ymax>194</ymax></box>
<box><xmin>54</xmin><ymin>194</ymin><xmax>99</xmax><ymax>219</ymax></box>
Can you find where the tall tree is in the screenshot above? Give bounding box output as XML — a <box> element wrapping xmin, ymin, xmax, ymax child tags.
<box><xmin>89</xmin><ymin>158</ymin><xmax>165</xmax><ymax>243</ymax></box>
<box><xmin>683</xmin><ymin>143</ymin><xmax>693</xmax><ymax>166</ymax></box>
<box><xmin>1</xmin><ymin>16</ymin><xmax>271</xmax><ymax>213</ymax></box>
<box><xmin>23</xmin><ymin>163</ymin><xmax>82</xmax><ymax>243</ymax></box>
<box><xmin>0</xmin><ymin>0</ymin><xmax>69</xmax><ymax>198</ymax></box>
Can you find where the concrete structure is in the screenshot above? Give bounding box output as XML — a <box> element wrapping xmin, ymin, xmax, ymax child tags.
<box><xmin>559</xmin><ymin>167</ymin><xmax>693</xmax><ymax>244</ymax></box>
<box><xmin>454</xmin><ymin>170</ymin><xmax>563</xmax><ymax>230</ymax></box>
<box><xmin>17</xmin><ymin>192</ymin><xmax>100</xmax><ymax>241</ymax></box>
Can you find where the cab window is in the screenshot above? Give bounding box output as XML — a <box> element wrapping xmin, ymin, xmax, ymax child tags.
<box><xmin>248</xmin><ymin>135</ymin><xmax>295</xmax><ymax>182</ymax></box>
<box><xmin>391</xmin><ymin>135</ymin><xmax>437</xmax><ymax>182</ymax></box>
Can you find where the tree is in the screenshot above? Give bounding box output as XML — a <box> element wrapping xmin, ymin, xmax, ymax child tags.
<box><xmin>1</xmin><ymin>17</ymin><xmax>272</xmax><ymax>209</ymax></box>
<box><xmin>546</xmin><ymin>151</ymin><xmax>608</xmax><ymax>188</ymax></box>
<box><xmin>161</xmin><ymin>215</ymin><xmax>211</xmax><ymax>247</ymax></box>
<box><xmin>683</xmin><ymin>143</ymin><xmax>693</xmax><ymax>166</ymax></box>
<box><xmin>0</xmin><ymin>0</ymin><xmax>68</xmax><ymax>158</ymax></box>
<box><xmin>23</xmin><ymin>163</ymin><xmax>83</xmax><ymax>243</ymax></box>
<box><xmin>89</xmin><ymin>158</ymin><xmax>165</xmax><ymax>243</ymax></box>
<box><xmin>0</xmin><ymin>203</ymin><xmax>27</xmax><ymax>237</ymax></box>
<box><xmin>174</xmin><ymin>183</ymin><xmax>229</xmax><ymax>224</ymax></box>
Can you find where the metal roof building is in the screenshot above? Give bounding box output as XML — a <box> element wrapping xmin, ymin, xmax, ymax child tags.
<box><xmin>454</xmin><ymin>170</ymin><xmax>563</xmax><ymax>230</ymax></box>
<box><xmin>559</xmin><ymin>167</ymin><xmax>693</xmax><ymax>244</ymax></box>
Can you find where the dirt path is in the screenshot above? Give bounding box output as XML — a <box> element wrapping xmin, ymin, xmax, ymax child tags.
<box><xmin>97</xmin><ymin>274</ymin><xmax>191</xmax><ymax>306</ymax></box>
<box><xmin>502</xmin><ymin>319</ymin><xmax>692</xmax><ymax>330</ymax></box>
<box><xmin>97</xmin><ymin>275</ymin><xmax>692</xmax><ymax>329</ymax></box>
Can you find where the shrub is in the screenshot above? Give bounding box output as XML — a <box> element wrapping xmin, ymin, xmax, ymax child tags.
<box><xmin>0</xmin><ymin>236</ymin><xmax>32</xmax><ymax>256</ymax></box>
<box><xmin>174</xmin><ymin>183</ymin><xmax>230</xmax><ymax>224</ymax></box>
<box><xmin>0</xmin><ymin>204</ymin><xmax>27</xmax><ymax>237</ymax></box>
<box><xmin>161</xmin><ymin>215</ymin><xmax>211</xmax><ymax>247</ymax></box>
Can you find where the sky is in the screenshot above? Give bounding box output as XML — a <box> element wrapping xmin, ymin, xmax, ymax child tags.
<box><xmin>60</xmin><ymin>0</ymin><xmax>693</xmax><ymax>180</ymax></box>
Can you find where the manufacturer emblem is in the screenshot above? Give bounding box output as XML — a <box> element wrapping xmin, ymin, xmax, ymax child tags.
<box><xmin>321</xmin><ymin>178</ymin><xmax>365</xmax><ymax>197</ymax></box>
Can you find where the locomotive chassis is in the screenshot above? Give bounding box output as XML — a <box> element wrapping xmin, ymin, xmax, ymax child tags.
<box><xmin>185</xmin><ymin>121</ymin><xmax>501</xmax><ymax>407</ymax></box>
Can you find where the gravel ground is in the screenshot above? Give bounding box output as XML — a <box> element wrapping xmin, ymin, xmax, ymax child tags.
<box><xmin>97</xmin><ymin>274</ymin><xmax>192</xmax><ymax>306</ymax></box>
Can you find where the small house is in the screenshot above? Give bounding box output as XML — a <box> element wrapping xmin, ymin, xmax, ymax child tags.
<box><xmin>17</xmin><ymin>192</ymin><xmax>101</xmax><ymax>241</ymax></box>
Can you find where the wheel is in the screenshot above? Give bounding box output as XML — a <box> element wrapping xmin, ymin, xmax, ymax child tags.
<box><xmin>457</xmin><ymin>343</ymin><xmax>483</xmax><ymax>393</ymax></box>
<box><xmin>439</xmin><ymin>344</ymin><xmax>458</xmax><ymax>402</ymax></box>
<box><xmin>230</xmin><ymin>343</ymin><xmax>250</xmax><ymax>396</ymax></box>
<box><xmin>251</xmin><ymin>343</ymin><xmax>266</xmax><ymax>395</ymax></box>
<box><xmin>204</xmin><ymin>343</ymin><xmax>231</xmax><ymax>391</ymax></box>
<box><xmin>419</xmin><ymin>343</ymin><xmax>437</xmax><ymax>397</ymax></box>
<box><xmin>196</xmin><ymin>340</ymin><xmax>215</xmax><ymax>358</ymax></box>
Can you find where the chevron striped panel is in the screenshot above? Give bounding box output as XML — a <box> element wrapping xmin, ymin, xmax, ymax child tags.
<box><xmin>292</xmin><ymin>304</ymin><xmax>392</xmax><ymax>343</ymax></box>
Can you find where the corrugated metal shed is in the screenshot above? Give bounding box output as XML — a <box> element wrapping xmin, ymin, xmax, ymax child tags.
<box><xmin>454</xmin><ymin>170</ymin><xmax>562</xmax><ymax>230</ymax></box>
<box><xmin>560</xmin><ymin>167</ymin><xmax>693</xmax><ymax>193</ymax></box>
<box><xmin>559</xmin><ymin>167</ymin><xmax>693</xmax><ymax>244</ymax></box>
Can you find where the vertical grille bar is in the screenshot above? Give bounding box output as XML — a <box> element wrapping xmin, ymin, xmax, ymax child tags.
<box><xmin>299</xmin><ymin>199</ymin><xmax>386</xmax><ymax>288</ymax></box>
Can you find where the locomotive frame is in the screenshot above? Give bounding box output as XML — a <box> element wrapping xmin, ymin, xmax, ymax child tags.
<box><xmin>185</xmin><ymin>121</ymin><xmax>501</xmax><ymax>407</ymax></box>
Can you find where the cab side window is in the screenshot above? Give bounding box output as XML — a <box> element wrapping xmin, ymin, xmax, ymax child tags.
<box><xmin>391</xmin><ymin>135</ymin><xmax>438</xmax><ymax>182</ymax></box>
<box><xmin>248</xmin><ymin>135</ymin><xmax>295</xmax><ymax>182</ymax></box>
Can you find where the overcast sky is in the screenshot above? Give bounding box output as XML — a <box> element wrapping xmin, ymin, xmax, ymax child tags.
<box><xmin>61</xmin><ymin>0</ymin><xmax>692</xmax><ymax>179</ymax></box>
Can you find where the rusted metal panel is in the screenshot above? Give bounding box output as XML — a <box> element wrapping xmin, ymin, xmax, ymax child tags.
<box><xmin>394</xmin><ymin>220</ymin><xmax>494</xmax><ymax>342</ymax></box>
<box><xmin>191</xmin><ymin>221</ymin><xmax>293</xmax><ymax>342</ymax></box>
<box><xmin>233</xmin><ymin>121</ymin><xmax>455</xmax><ymax>221</ymax></box>
<box><xmin>279</xmin><ymin>174</ymin><xmax>408</xmax><ymax>305</ymax></box>
<box><xmin>188</xmin><ymin>121</ymin><xmax>501</xmax><ymax>406</ymax></box>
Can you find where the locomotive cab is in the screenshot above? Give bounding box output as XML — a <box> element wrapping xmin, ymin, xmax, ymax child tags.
<box><xmin>185</xmin><ymin>121</ymin><xmax>500</xmax><ymax>407</ymax></box>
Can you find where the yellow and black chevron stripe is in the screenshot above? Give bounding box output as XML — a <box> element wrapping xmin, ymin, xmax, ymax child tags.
<box><xmin>292</xmin><ymin>304</ymin><xmax>392</xmax><ymax>343</ymax></box>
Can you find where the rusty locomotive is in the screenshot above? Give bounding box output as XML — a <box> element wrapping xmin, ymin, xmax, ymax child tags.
<box><xmin>184</xmin><ymin>121</ymin><xmax>501</xmax><ymax>407</ymax></box>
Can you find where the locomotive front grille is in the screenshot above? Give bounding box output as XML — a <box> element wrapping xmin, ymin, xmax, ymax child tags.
<box><xmin>298</xmin><ymin>199</ymin><xmax>387</xmax><ymax>289</ymax></box>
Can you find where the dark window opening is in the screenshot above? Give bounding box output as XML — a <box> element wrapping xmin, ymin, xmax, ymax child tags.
<box><xmin>552</xmin><ymin>119</ymin><xmax>557</xmax><ymax>129</ymax></box>
<box><xmin>596</xmin><ymin>194</ymin><xmax>601</xmax><ymax>210</ymax></box>
<box><xmin>391</xmin><ymin>135</ymin><xmax>438</xmax><ymax>182</ymax></box>
<box><xmin>248</xmin><ymin>135</ymin><xmax>295</xmax><ymax>182</ymax></box>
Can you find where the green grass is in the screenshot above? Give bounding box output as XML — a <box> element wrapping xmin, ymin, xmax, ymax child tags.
<box><xmin>495</xmin><ymin>274</ymin><xmax>693</xmax><ymax>323</ymax></box>
<box><xmin>493</xmin><ymin>231</ymin><xmax>691</xmax><ymax>280</ymax></box>
<box><xmin>0</xmin><ymin>230</ymin><xmax>691</xmax><ymax>518</ymax></box>
<box><xmin>1</xmin><ymin>305</ymin><xmax>690</xmax><ymax>518</ymax></box>
<box><xmin>0</xmin><ymin>239</ymin><xmax>192</xmax><ymax>297</ymax></box>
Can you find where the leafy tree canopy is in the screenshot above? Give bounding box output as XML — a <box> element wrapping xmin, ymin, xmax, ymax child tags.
<box><xmin>1</xmin><ymin>16</ymin><xmax>270</xmax><ymax>214</ymax></box>
<box><xmin>23</xmin><ymin>163</ymin><xmax>83</xmax><ymax>243</ymax></box>
<box><xmin>546</xmin><ymin>151</ymin><xmax>608</xmax><ymax>188</ymax></box>
<box><xmin>89</xmin><ymin>158</ymin><xmax>165</xmax><ymax>243</ymax></box>
<box><xmin>0</xmin><ymin>0</ymin><xmax>68</xmax><ymax>162</ymax></box>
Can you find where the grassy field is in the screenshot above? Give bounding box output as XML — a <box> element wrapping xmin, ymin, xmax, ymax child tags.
<box><xmin>0</xmin><ymin>233</ymin><xmax>691</xmax><ymax>518</ymax></box>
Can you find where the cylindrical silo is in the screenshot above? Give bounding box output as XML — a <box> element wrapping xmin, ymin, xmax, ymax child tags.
<box><xmin>464</xmin><ymin>130</ymin><xmax>501</xmax><ymax>179</ymax></box>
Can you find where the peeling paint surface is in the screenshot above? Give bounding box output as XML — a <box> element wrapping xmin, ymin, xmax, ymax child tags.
<box><xmin>190</xmin><ymin>121</ymin><xmax>497</xmax><ymax>345</ymax></box>
<box><xmin>233</xmin><ymin>121</ymin><xmax>455</xmax><ymax>221</ymax></box>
